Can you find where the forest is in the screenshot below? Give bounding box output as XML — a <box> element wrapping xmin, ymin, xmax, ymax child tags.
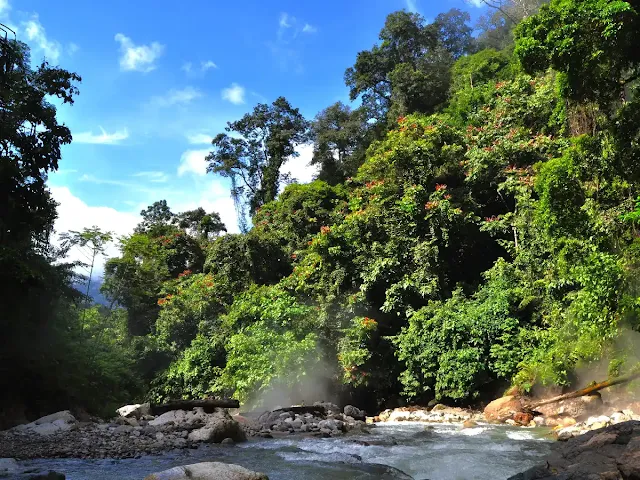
<box><xmin>3</xmin><ymin>0</ymin><xmax>640</xmax><ymax>424</ymax></box>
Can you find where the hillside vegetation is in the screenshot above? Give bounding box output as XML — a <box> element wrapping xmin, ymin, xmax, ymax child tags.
<box><xmin>3</xmin><ymin>0</ymin><xmax>640</xmax><ymax>421</ymax></box>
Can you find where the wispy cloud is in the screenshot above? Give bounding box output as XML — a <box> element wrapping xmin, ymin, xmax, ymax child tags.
<box><xmin>150</xmin><ymin>86</ymin><xmax>203</xmax><ymax>107</ymax></box>
<box><xmin>115</xmin><ymin>33</ymin><xmax>164</xmax><ymax>73</ymax></box>
<box><xmin>132</xmin><ymin>171</ymin><xmax>169</xmax><ymax>183</ymax></box>
<box><xmin>221</xmin><ymin>83</ymin><xmax>246</xmax><ymax>105</ymax></box>
<box><xmin>302</xmin><ymin>23</ymin><xmax>317</xmax><ymax>34</ymax></box>
<box><xmin>187</xmin><ymin>133</ymin><xmax>213</xmax><ymax>145</ymax></box>
<box><xmin>22</xmin><ymin>15</ymin><xmax>61</xmax><ymax>62</ymax></box>
<box><xmin>467</xmin><ymin>0</ymin><xmax>485</xmax><ymax>6</ymax></box>
<box><xmin>73</xmin><ymin>127</ymin><xmax>129</xmax><ymax>145</ymax></box>
<box><xmin>270</xmin><ymin>13</ymin><xmax>317</xmax><ymax>73</ymax></box>
<box><xmin>201</xmin><ymin>60</ymin><xmax>217</xmax><ymax>71</ymax></box>
<box><xmin>406</xmin><ymin>0</ymin><xmax>419</xmax><ymax>12</ymax></box>
<box><xmin>182</xmin><ymin>59</ymin><xmax>218</xmax><ymax>77</ymax></box>
<box><xmin>178</xmin><ymin>149</ymin><xmax>210</xmax><ymax>177</ymax></box>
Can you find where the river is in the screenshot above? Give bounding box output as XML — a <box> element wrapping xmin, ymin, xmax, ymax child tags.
<box><xmin>21</xmin><ymin>422</ymin><xmax>552</xmax><ymax>480</ymax></box>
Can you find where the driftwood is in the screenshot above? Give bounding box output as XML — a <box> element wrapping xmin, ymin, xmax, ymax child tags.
<box><xmin>524</xmin><ymin>371</ymin><xmax>640</xmax><ymax>410</ymax></box>
<box><xmin>151</xmin><ymin>398</ymin><xmax>239</xmax><ymax>415</ymax></box>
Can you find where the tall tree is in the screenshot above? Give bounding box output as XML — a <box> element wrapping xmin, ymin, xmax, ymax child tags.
<box><xmin>345</xmin><ymin>9</ymin><xmax>472</xmax><ymax>126</ymax></box>
<box><xmin>60</xmin><ymin>226</ymin><xmax>113</xmax><ymax>302</ymax></box>
<box><xmin>0</xmin><ymin>36</ymin><xmax>82</xmax><ymax>421</ymax></box>
<box><xmin>310</xmin><ymin>103</ymin><xmax>370</xmax><ymax>184</ymax></box>
<box><xmin>135</xmin><ymin>200</ymin><xmax>174</xmax><ymax>236</ymax></box>
<box><xmin>206</xmin><ymin>97</ymin><xmax>310</xmax><ymax>231</ymax></box>
<box><xmin>173</xmin><ymin>208</ymin><xmax>226</xmax><ymax>240</ymax></box>
<box><xmin>433</xmin><ymin>8</ymin><xmax>476</xmax><ymax>59</ymax></box>
<box><xmin>344</xmin><ymin>11</ymin><xmax>439</xmax><ymax>124</ymax></box>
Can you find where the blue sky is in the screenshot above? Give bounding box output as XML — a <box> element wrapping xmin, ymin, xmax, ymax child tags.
<box><xmin>1</xmin><ymin>0</ymin><xmax>487</xmax><ymax>263</ymax></box>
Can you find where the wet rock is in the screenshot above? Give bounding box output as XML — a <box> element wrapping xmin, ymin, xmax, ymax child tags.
<box><xmin>187</xmin><ymin>410</ymin><xmax>246</xmax><ymax>444</ymax></box>
<box><xmin>344</xmin><ymin>405</ymin><xmax>365</xmax><ymax>421</ymax></box>
<box><xmin>221</xmin><ymin>438</ymin><xmax>235</xmax><ymax>445</ymax></box>
<box><xmin>116</xmin><ymin>403</ymin><xmax>151</xmax><ymax>419</ymax></box>
<box><xmin>513</xmin><ymin>412</ymin><xmax>533</xmax><ymax>426</ymax></box>
<box><xmin>462</xmin><ymin>419</ymin><xmax>478</xmax><ymax>429</ymax></box>
<box><xmin>509</xmin><ymin>421</ymin><xmax>640</xmax><ymax>479</ymax></box>
<box><xmin>143</xmin><ymin>462</ymin><xmax>268</xmax><ymax>480</ymax></box>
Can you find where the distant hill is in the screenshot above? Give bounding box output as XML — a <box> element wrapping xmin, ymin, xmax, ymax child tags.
<box><xmin>73</xmin><ymin>276</ymin><xmax>109</xmax><ymax>306</ymax></box>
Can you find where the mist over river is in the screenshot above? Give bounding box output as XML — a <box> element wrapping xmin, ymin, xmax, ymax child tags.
<box><xmin>21</xmin><ymin>422</ymin><xmax>552</xmax><ymax>480</ymax></box>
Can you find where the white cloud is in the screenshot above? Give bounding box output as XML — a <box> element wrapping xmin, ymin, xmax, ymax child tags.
<box><xmin>279</xmin><ymin>12</ymin><xmax>292</xmax><ymax>29</ymax></box>
<box><xmin>181</xmin><ymin>62</ymin><xmax>193</xmax><ymax>74</ymax></box>
<box><xmin>0</xmin><ymin>0</ymin><xmax>11</xmax><ymax>17</ymax></box>
<box><xmin>201</xmin><ymin>60</ymin><xmax>217</xmax><ymax>71</ymax></box>
<box><xmin>281</xmin><ymin>143</ymin><xmax>319</xmax><ymax>185</ymax></box>
<box><xmin>302</xmin><ymin>23</ymin><xmax>317</xmax><ymax>34</ymax></box>
<box><xmin>178</xmin><ymin>149</ymin><xmax>210</xmax><ymax>177</ymax></box>
<box><xmin>132</xmin><ymin>171</ymin><xmax>169</xmax><ymax>183</ymax></box>
<box><xmin>187</xmin><ymin>133</ymin><xmax>213</xmax><ymax>145</ymax></box>
<box><xmin>150</xmin><ymin>87</ymin><xmax>203</xmax><ymax>107</ymax></box>
<box><xmin>68</xmin><ymin>42</ymin><xmax>79</xmax><ymax>55</ymax></box>
<box><xmin>22</xmin><ymin>15</ymin><xmax>61</xmax><ymax>62</ymax></box>
<box><xmin>221</xmin><ymin>83</ymin><xmax>246</xmax><ymax>105</ymax></box>
<box><xmin>468</xmin><ymin>0</ymin><xmax>485</xmax><ymax>6</ymax></box>
<box><xmin>50</xmin><ymin>186</ymin><xmax>140</xmax><ymax>272</ymax></box>
<box><xmin>406</xmin><ymin>0</ymin><xmax>419</xmax><ymax>12</ymax></box>
<box><xmin>115</xmin><ymin>33</ymin><xmax>164</xmax><ymax>73</ymax></box>
<box><xmin>73</xmin><ymin>127</ymin><xmax>129</xmax><ymax>145</ymax></box>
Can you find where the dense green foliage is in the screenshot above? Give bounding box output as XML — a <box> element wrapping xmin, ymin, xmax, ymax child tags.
<box><xmin>7</xmin><ymin>0</ymin><xmax>640</xmax><ymax>421</ymax></box>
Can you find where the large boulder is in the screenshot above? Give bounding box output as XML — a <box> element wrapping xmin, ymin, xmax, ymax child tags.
<box><xmin>12</xmin><ymin>411</ymin><xmax>77</xmax><ymax>436</ymax></box>
<box><xmin>149</xmin><ymin>410</ymin><xmax>188</xmax><ymax>427</ymax></box>
<box><xmin>187</xmin><ymin>409</ymin><xmax>246</xmax><ymax>444</ymax></box>
<box><xmin>144</xmin><ymin>462</ymin><xmax>268</xmax><ymax>480</ymax></box>
<box><xmin>116</xmin><ymin>403</ymin><xmax>151</xmax><ymax>419</ymax></box>
<box><xmin>484</xmin><ymin>396</ymin><xmax>523</xmax><ymax>423</ymax></box>
<box><xmin>536</xmin><ymin>394</ymin><xmax>603</xmax><ymax>421</ymax></box>
<box><xmin>508</xmin><ymin>420</ymin><xmax>640</xmax><ymax>479</ymax></box>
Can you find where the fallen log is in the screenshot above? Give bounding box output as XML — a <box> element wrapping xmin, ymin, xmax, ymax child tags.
<box><xmin>524</xmin><ymin>371</ymin><xmax>640</xmax><ymax>410</ymax></box>
<box><xmin>150</xmin><ymin>398</ymin><xmax>240</xmax><ymax>415</ymax></box>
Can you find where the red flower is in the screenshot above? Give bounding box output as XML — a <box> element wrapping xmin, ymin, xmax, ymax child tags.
<box><xmin>435</xmin><ymin>184</ymin><xmax>447</xmax><ymax>191</ymax></box>
<box><xmin>484</xmin><ymin>216</ymin><xmax>499</xmax><ymax>223</ymax></box>
<box><xmin>425</xmin><ymin>201</ymin><xmax>439</xmax><ymax>210</ymax></box>
<box><xmin>320</xmin><ymin>226</ymin><xmax>331</xmax><ymax>235</ymax></box>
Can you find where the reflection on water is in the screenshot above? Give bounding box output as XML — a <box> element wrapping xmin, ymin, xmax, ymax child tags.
<box><xmin>21</xmin><ymin>423</ymin><xmax>552</xmax><ymax>480</ymax></box>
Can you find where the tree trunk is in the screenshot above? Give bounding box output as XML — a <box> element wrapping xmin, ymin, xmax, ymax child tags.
<box><xmin>151</xmin><ymin>398</ymin><xmax>240</xmax><ymax>415</ymax></box>
<box><xmin>525</xmin><ymin>371</ymin><xmax>640</xmax><ymax>410</ymax></box>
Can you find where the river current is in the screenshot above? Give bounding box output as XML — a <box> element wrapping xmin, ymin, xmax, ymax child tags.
<box><xmin>21</xmin><ymin>422</ymin><xmax>552</xmax><ymax>480</ymax></box>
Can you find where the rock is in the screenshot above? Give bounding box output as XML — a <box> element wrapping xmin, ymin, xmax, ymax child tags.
<box><xmin>462</xmin><ymin>419</ymin><xmax>478</xmax><ymax>429</ymax></box>
<box><xmin>533</xmin><ymin>416</ymin><xmax>545</xmax><ymax>426</ymax></box>
<box><xmin>513</xmin><ymin>412</ymin><xmax>533</xmax><ymax>426</ymax></box>
<box><xmin>187</xmin><ymin>410</ymin><xmax>245</xmax><ymax>444</ymax></box>
<box><xmin>427</xmin><ymin>399</ymin><xmax>438</xmax><ymax>408</ymax></box>
<box><xmin>378</xmin><ymin>409</ymin><xmax>393</xmax><ymax>422</ymax></box>
<box><xmin>509</xmin><ymin>421</ymin><xmax>640</xmax><ymax>479</ymax></box>
<box><xmin>144</xmin><ymin>462</ymin><xmax>268</xmax><ymax>480</ymax></box>
<box><xmin>149</xmin><ymin>410</ymin><xmax>187</xmax><ymax>427</ymax></box>
<box><xmin>221</xmin><ymin>438</ymin><xmax>235</xmax><ymax>445</ymax></box>
<box><xmin>114</xmin><ymin>425</ymin><xmax>134</xmax><ymax>435</ymax></box>
<box><xmin>431</xmin><ymin>404</ymin><xmax>448</xmax><ymax>411</ymax></box>
<box><xmin>536</xmin><ymin>394</ymin><xmax>603</xmax><ymax>421</ymax></box>
<box><xmin>0</xmin><ymin>458</ymin><xmax>19</xmax><ymax>475</ymax></box>
<box><xmin>313</xmin><ymin>402</ymin><xmax>339</xmax><ymax>414</ymax></box>
<box><xmin>585</xmin><ymin>415</ymin><xmax>611</xmax><ymax>427</ymax></box>
<box><xmin>484</xmin><ymin>396</ymin><xmax>523</xmax><ymax>423</ymax></box>
<box><xmin>34</xmin><ymin>411</ymin><xmax>76</xmax><ymax>425</ymax></box>
<box><xmin>343</xmin><ymin>405</ymin><xmax>365</xmax><ymax>421</ymax></box>
<box><xmin>117</xmin><ymin>403</ymin><xmax>151</xmax><ymax>419</ymax></box>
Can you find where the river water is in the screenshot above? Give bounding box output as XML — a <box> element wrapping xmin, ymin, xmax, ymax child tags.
<box><xmin>21</xmin><ymin>422</ymin><xmax>552</xmax><ymax>480</ymax></box>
